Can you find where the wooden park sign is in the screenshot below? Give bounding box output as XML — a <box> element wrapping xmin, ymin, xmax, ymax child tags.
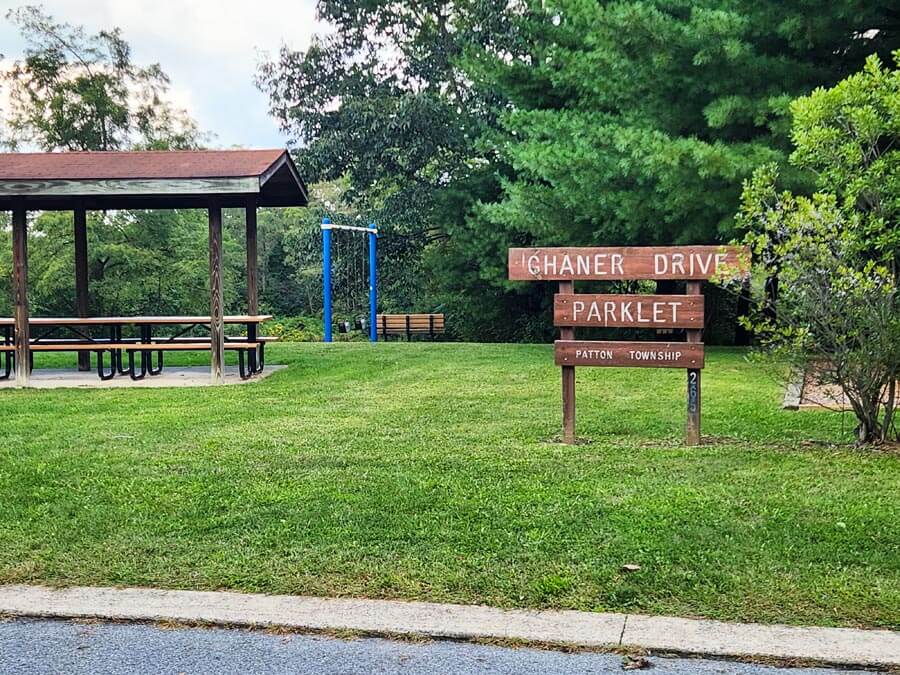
<box><xmin>555</xmin><ymin>341</ymin><xmax>705</xmax><ymax>368</ymax></box>
<box><xmin>554</xmin><ymin>294</ymin><xmax>704</xmax><ymax>328</ymax></box>
<box><xmin>509</xmin><ymin>246</ymin><xmax>747</xmax><ymax>281</ymax></box>
<box><xmin>508</xmin><ymin>246</ymin><xmax>749</xmax><ymax>445</ymax></box>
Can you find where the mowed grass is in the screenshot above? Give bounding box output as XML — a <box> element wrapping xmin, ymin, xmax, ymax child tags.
<box><xmin>0</xmin><ymin>343</ymin><xmax>898</xmax><ymax>629</ymax></box>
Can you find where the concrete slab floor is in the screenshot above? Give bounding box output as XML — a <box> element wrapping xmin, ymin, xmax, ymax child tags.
<box><xmin>0</xmin><ymin>365</ymin><xmax>286</xmax><ymax>389</ymax></box>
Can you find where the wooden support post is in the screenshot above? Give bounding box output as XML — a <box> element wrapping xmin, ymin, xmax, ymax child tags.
<box><xmin>686</xmin><ymin>280</ymin><xmax>703</xmax><ymax>445</ymax></box>
<box><xmin>74</xmin><ymin>207</ymin><xmax>90</xmax><ymax>371</ymax></box>
<box><xmin>245</xmin><ymin>199</ymin><xmax>258</xmax><ymax>316</ymax></box>
<box><xmin>11</xmin><ymin>203</ymin><xmax>30</xmax><ymax>387</ymax></box>
<box><xmin>559</xmin><ymin>280</ymin><xmax>576</xmax><ymax>444</ymax></box>
<box><xmin>208</xmin><ymin>204</ymin><xmax>225</xmax><ymax>384</ymax></box>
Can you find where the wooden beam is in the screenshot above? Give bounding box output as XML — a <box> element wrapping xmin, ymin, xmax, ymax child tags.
<box><xmin>246</xmin><ymin>200</ymin><xmax>258</xmax><ymax>316</ymax></box>
<box><xmin>11</xmin><ymin>203</ymin><xmax>30</xmax><ymax>387</ymax></box>
<box><xmin>0</xmin><ymin>177</ymin><xmax>260</xmax><ymax>197</ymax></box>
<box><xmin>554</xmin><ymin>294</ymin><xmax>704</xmax><ymax>329</ymax></box>
<box><xmin>559</xmin><ymin>280</ymin><xmax>575</xmax><ymax>444</ymax></box>
<box><xmin>509</xmin><ymin>246</ymin><xmax>750</xmax><ymax>281</ymax></box>
<box><xmin>74</xmin><ymin>208</ymin><xmax>90</xmax><ymax>371</ymax></box>
<box><xmin>208</xmin><ymin>205</ymin><xmax>225</xmax><ymax>384</ymax></box>
<box><xmin>554</xmin><ymin>341</ymin><xmax>704</xmax><ymax>368</ymax></box>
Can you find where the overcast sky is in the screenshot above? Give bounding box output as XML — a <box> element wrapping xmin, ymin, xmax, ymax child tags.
<box><xmin>0</xmin><ymin>0</ymin><xmax>322</xmax><ymax>148</ymax></box>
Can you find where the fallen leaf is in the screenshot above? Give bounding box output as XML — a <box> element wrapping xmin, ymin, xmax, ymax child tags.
<box><xmin>622</xmin><ymin>655</ymin><xmax>652</xmax><ymax>670</ymax></box>
<box><xmin>621</xmin><ymin>563</ymin><xmax>641</xmax><ymax>572</ymax></box>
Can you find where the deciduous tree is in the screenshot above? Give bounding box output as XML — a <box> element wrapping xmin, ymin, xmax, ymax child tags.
<box><xmin>739</xmin><ymin>52</ymin><xmax>900</xmax><ymax>443</ymax></box>
<box><xmin>1</xmin><ymin>5</ymin><xmax>202</xmax><ymax>150</ymax></box>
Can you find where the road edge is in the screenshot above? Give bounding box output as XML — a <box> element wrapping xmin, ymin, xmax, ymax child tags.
<box><xmin>0</xmin><ymin>585</ymin><xmax>897</xmax><ymax>668</ymax></box>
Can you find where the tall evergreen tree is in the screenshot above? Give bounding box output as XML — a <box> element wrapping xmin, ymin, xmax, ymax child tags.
<box><xmin>439</xmin><ymin>0</ymin><xmax>900</xmax><ymax>340</ymax></box>
<box><xmin>475</xmin><ymin>1</ymin><xmax>899</xmax><ymax>246</ymax></box>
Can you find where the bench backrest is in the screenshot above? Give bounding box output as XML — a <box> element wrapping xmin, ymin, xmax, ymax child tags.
<box><xmin>376</xmin><ymin>313</ymin><xmax>445</xmax><ymax>335</ymax></box>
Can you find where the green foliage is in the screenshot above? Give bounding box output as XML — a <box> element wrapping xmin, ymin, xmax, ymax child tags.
<box><xmin>0</xmin><ymin>208</ymin><xmax>247</xmax><ymax>318</ymax></box>
<box><xmin>261</xmin><ymin>2</ymin><xmax>900</xmax><ymax>341</ymax></box>
<box><xmin>431</xmin><ymin>1</ymin><xmax>900</xmax><ymax>339</ymax></box>
<box><xmin>479</xmin><ymin>0</ymin><xmax>898</xmax><ymax>242</ymax></box>
<box><xmin>1</xmin><ymin>5</ymin><xmax>203</xmax><ymax>150</ymax></box>
<box><xmin>789</xmin><ymin>52</ymin><xmax>900</xmax><ymax>272</ymax></box>
<box><xmin>0</xmin><ymin>8</ymin><xmax>277</xmax><ymax>326</ymax></box>
<box><xmin>738</xmin><ymin>52</ymin><xmax>900</xmax><ymax>443</ymax></box>
<box><xmin>266</xmin><ymin>316</ymin><xmax>324</xmax><ymax>342</ymax></box>
<box><xmin>256</xmin><ymin>1</ymin><xmax>519</xmax><ymax>322</ymax></box>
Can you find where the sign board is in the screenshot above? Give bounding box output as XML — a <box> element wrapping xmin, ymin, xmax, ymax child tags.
<box><xmin>509</xmin><ymin>246</ymin><xmax>749</xmax><ymax>281</ymax></box>
<box><xmin>555</xmin><ymin>341</ymin><xmax>704</xmax><ymax>368</ymax></box>
<box><xmin>507</xmin><ymin>244</ymin><xmax>747</xmax><ymax>445</ymax></box>
<box><xmin>554</xmin><ymin>294</ymin><xmax>704</xmax><ymax>329</ymax></box>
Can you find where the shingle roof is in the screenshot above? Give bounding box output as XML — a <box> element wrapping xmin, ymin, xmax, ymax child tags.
<box><xmin>0</xmin><ymin>149</ymin><xmax>308</xmax><ymax>210</ymax></box>
<box><xmin>0</xmin><ymin>149</ymin><xmax>287</xmax><ymax>180</ymax></box>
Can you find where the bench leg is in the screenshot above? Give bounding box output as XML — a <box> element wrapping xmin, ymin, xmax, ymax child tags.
<box><xmin>0</xmin><ymin>328</ymin><xmax>11</xmax><ymax>380</ymax></box>
<box><xmin>147</xmin><ymin>350</ymin><xmax>164</xmax><ymax>376</ymax></box>
<box><xmin>127</xmin><ymin>350</ymin><xmax>147</xmax><ymax>381</ymax></box>
<box><xmin>238</xmin><ymin>350</ymin><xmax>251</xmax><ymax>380</ymax></box>
<box><xmin>255</xmin><ymin>343</ymin><xmax>265</xmax><ymax>374</ymax></box>
<box><xmin>247</xmin><ymin>323</ymin><xmax>258</xmax><ymax>374</ymax></box>
<box><xmin>96</xmin><ymin>351</ymin><xmax>116</xmax><ymax>381</ymax></box>
<box><xmin>109</xmin><ymin>328</ymin><xmax>129</xmax><ymax>376</ymax></box>
<box><xmin>114</xmin><ymin>350</ymin><xmax>129</xmax><ymax>375</ymax></box>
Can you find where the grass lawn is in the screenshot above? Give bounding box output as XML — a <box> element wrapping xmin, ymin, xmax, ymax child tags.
<box><xmin>0</xmin><ymin>343</ymin><xmax>898</xmax><ymax>629</ymax></box>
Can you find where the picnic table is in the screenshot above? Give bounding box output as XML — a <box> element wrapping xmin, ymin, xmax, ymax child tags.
<box><xmin>0</xmin><ymin>315</ymin><xmax>273</xmax><ymax>381</ymax></box>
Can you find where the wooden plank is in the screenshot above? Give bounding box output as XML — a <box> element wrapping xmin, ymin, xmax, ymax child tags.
<box><xmin>685</xmin><ymin>281</ymin><xmax>703</xmax><ymax>445</ymax></box>
<box><xmin>11</xmin><ymin>203</ymin><xmax>29</xmax><ymax>387</ymax></box>
<box><xmin>376</xmin><ymin>314</ymin><xmax>444</xmax><ymax>320</ymax></box>
<box><xmin>379</xmin><ymin>319</ymin><xmax>445</xmax><ymax>325</ymax></box>
<box><xmin>509</xmin><ymin>246</ymin><xmax>750</xmax><ymax>281</ymax></box>
<box><xmin>381</xmin><ymin>329</ymin><xmax>446</xmax><ymax>334</ymax></box>
<box><xmin>555</xmin><ymin>341</ymin><xmax>704</xmax><ymax>368</ymax></box>
<box><xmin>209</xmin><ymin>205</ymin><xmax>225</xmax><ymax>384</ymax></box>
<box><xmin>554</xmin><ymin>294</ymin><xmax>704</xmax><ymax>328</ymax></box>
<box><xmin>379</xmin><ymin>322</ymin><xmax>445</xmax><ymax>328</ymax></box>
<box><xmin>0</xmin><ymin>315</ymin><xmax>274</xmax><ymax>326</ymax></box>
<box><xmin>246</xmin><ymin>200</ymin><xmax>259</xmax><ymax>316</ymax></box>
<box><xmin>30</xmin><ymin>342</ymin><xmax>260</xmax><ymax>351</ymax></box>
<box><xmin>0</xmin><ymin>177</ymin><xmax>259</xmax><ymax>197</ymax></box>
<box><xmin>74</xmin><ymin>207</ymin><xmax>90</xmax><ymax>371</ymax></box>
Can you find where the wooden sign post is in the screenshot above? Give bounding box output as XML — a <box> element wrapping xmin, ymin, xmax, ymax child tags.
<box><xmin>559</xmin><ymin>280</ymin><xmax>576</xmax><ymax>443</ymax></box>
<box><xmin>685</xmin><ymin>281</ymin><xmax>703</xmax><ymax>445</ymax></box>
<box><xmin>508</xmin><ymin>246</ymin><xmax>749</xmax><ymax>445</ymax></box>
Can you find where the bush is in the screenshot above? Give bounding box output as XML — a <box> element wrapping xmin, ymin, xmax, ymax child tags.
<box><xmin>737</xmin><ymin>52</ymin><xmax>900</xmax><ymax>443</ymax></box>
<box><xmin>267</xmin><ymin>316</ymin><xmax>324</xmax><ymax>342</ymax></box>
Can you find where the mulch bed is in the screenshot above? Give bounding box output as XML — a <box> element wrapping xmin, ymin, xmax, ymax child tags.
<box><xmin>791</xmin><ymin>364</ymin><xmax>898</xmax><ymax>411</ymax></box>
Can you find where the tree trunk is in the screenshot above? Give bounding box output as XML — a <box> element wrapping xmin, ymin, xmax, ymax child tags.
<box><xmin>764</xmin><ymin>275</ymin><xmax>779</xmax><ymax>323</ymax></box>
<box><xmin>882</xmin><ymin>378</ymin><xmax>896</xmax><ymax>443</ymax></box>
<box><xmin>734</xmin><ymin>276</ymin><xmax>752</xmax><ymax>346</ymax></box>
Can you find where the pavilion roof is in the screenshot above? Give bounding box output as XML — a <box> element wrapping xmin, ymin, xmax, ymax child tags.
<box><xmin>0</xmin><ymin>149</ymin><xmax>308</xmax><ymax>211</ymax></box>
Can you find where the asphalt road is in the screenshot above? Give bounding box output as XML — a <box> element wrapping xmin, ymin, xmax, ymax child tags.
<box><xmin>0</xmin><ymin>618</ymin><xmax>883</xmax><ymax>675</ymax></box>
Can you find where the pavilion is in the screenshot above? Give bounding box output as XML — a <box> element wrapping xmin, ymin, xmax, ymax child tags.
<box><xmin>0</xmin><ymin>149</ymin><xmax>308</xmax><ymax>387</ymax></box>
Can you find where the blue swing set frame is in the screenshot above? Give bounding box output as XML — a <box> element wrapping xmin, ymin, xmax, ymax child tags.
<box><xmin>321</xmin><ymin>217</ymin><xmax>378</xmax><ymax>343</ymax></box>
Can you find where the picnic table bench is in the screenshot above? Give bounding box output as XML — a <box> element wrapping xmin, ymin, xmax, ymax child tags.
<box><xmin>376</xmin><ymin>313</ymin><xmax>445</xmax><ymax>341</ymax></box>
<box><xmin>0</xmin><ymin>315</ymin><xmax>274</xmax><ymax>381</ymax></box>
